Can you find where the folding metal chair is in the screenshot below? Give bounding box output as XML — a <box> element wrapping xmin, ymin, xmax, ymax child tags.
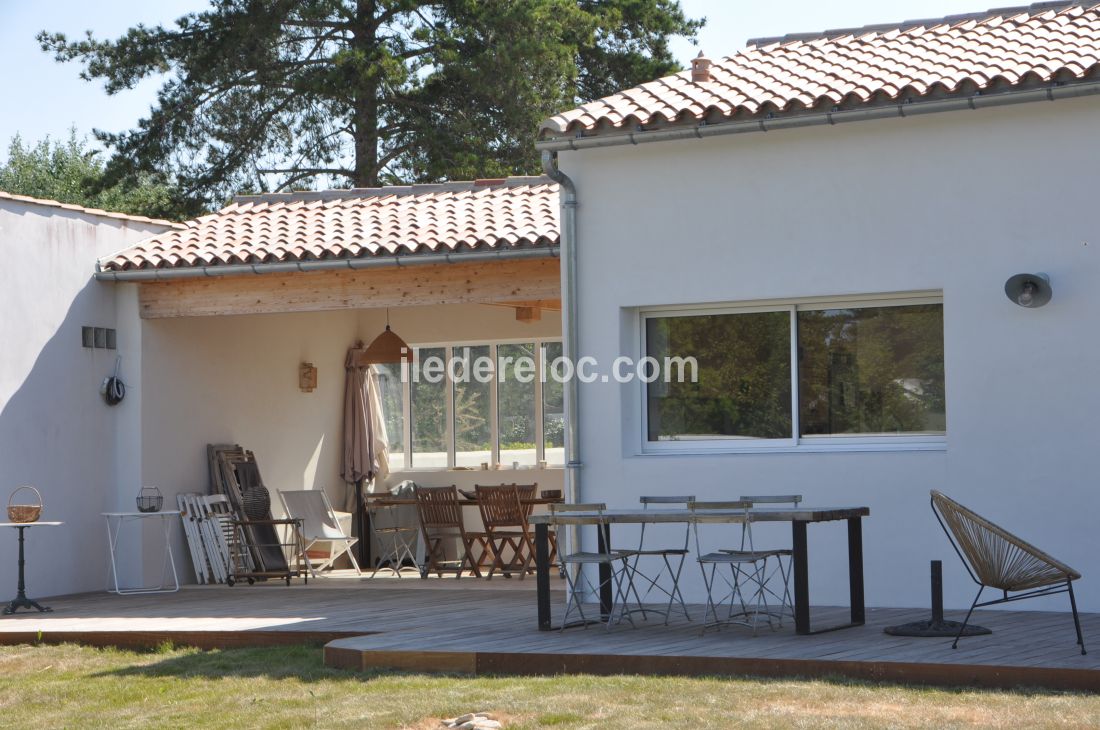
<box><xmin>553</xmin><ymin>503</ymin><xmax>640</xmax><ymax>630</ymax></box>
<box><xmin>475</xmin><ymin>484</ymin><xmax>537</xmax><ymax>579</ymax></box>
<box><xmin>414</xmin><ymin>485</ymin><xmax>487</xmax><ymax>578</ymax></box>
<box><xmin>365</xmin><ymin>498</ymin><xmax>421</xmax><ymax>577</ymax></box>
<box><xmin>278</xmin><ymin>489</ymin><xmax>361</xmax><ymax>578</ymax></box>
<box><xmin>693</xmin><ymin>501</ymin><xmax>774</xmax><ymax>634</ymax></box>
<box><xmin>720</xmin><ymin>494</ymin><xmax>802</xmax><ymax>625</ymax></box>
<box><xmin>624</xmin><ymin>495</ymin><xmax>695</xmax><ymax>624</ymax></box>
<box><xmin>932</xmin><ymin>490</ymin><xmax>1086</xmax><ymax>654</ymax></box>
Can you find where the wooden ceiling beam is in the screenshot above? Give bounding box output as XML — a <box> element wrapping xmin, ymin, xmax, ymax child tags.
<box><xmin>136</xmin><ymin>257</ymin><xmax>561</xmax><ymax>319</ymax></box>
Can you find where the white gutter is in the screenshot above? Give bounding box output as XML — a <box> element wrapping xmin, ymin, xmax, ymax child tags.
<box><xmin>536</xmin><ymin>81</ymin><xmax>1100</xmax><ymax>153</ymax></box>
<box><xmin>95</xmin><ymin>246</ymin><xmax>558</xmax><ymax>281</ymax></box>
<box><xmin>540</xmin><ymin>150</ymin><xmax>581</xmax><ymax>514</ymax></box>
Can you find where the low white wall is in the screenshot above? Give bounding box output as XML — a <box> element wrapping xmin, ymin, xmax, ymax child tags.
<box><xmin>0</xmin><ymin>201</ymin><xmax>172</xmax><ymax>599</ymax></box>
<box><xmin>559</xmin><ymin>94</ymin><xmax>1100</xmax><ymax>611</ymax></box>
<box><xmin>139</xmin><ymin>302</ymin><xmax>561</xmax><ymax>583</ymax></box>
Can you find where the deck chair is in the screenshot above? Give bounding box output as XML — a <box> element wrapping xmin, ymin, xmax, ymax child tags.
<box><xmin>626</xmin><ymin>495</ymin><xmax>695</xmax><ymax>624</ymax></box>
<box><xmin>278</xmin><ymin>490</ymin><xmax>361</xmax><ymax>578</ymax></box>
<box><xmin>554</xmin><ymin>503</ymin><xmax>640</xmax><ymax>630</ymax></box>
<box><xmin>515</xmin><ymin>483</ymin><xmax>558</xmax><ymax>568</ymax></box>
<box><xmin>414</xmin><ymin>485</ymin><xmax>487</xmax><ymax>578</ymax></box>
<box><xmin>476</xmin><ymin>484</ymin><xmax>537</xmax><ymax>579</ymax></box>
<box><xmin>693</xmin><ymin>501</ymin><xmax>775</xmax><ymax>635</ymax></box>
<box><xmin>931</xmin><ymin>490</ymin><xmax>1086</xmax><ymax>654</ymax></box>
<box><xmin>365</xmin><ymin>498</ymin><xmax>421</xmax><ymax>578</ymax></box>
<box><xmin>720</xmin><ymin>494</ymin><xmax>802</xmax><ymax>625</ymax></box>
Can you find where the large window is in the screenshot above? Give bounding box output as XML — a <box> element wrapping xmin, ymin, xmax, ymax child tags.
<box><xmin>643</xmin><ymin>296</ymin><xmax>944</xmax><ymax>451</ymax></box>
<box><xmin>396</xmin><ymin>339</ymin><xmax>562</xmax><ymax>470</ymax></box>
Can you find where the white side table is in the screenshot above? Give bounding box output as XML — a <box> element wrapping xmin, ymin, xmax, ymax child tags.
<box><xmin>103</xmin><ymin>511</ymin><xmax>180</xmax><ymax>595</ymax></box>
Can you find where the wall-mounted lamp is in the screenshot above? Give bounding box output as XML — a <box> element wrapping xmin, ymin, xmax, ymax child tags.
<box><xmin>1004</xmin><ymin>273</ymin><xmax>1052</xmax><ymax>308</ymax></box>
<box><xmin>299</xmin><ymin>362</ymin><xmax>318</xmax><ymax>392</ymax></box>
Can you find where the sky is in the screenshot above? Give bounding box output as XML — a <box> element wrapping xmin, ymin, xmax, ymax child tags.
<box><xmin>0</xmin><ymin>0</ymin><xmax>997</xmax><ymax>162</ymax></box>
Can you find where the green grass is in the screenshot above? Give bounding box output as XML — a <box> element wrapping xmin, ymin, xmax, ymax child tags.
<box><xmin>0</xmin><ymin>643</ymin><xmax>1097</xmax><ymax>729</ymax></box>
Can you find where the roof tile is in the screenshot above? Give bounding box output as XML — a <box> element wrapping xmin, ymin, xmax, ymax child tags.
<box><xmin>100</xmin><ymin>177</ymin><xmax>559</xmax><ymax>272</ymax></box>
<box><xmin>540</xmin><ymin>1</ymin><xmax>1100</xmax><ymax>138</ymax></box>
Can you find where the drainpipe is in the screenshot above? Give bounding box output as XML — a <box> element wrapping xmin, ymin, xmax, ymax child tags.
<box><xmin>541</xmin><ymin>150</ymin><xmax>581</xmax><ymax>510</ymax></box>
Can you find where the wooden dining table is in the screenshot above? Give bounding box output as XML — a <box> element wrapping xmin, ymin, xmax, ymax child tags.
<box><xmin>360</xmin><ymin>493</ymin><xmax>563</xmax><ymax>570</ymax></box>
<box><xmin>529</xmin><ymin>505</ymin><xmax>870</xmax><ymax>634</ymax></box>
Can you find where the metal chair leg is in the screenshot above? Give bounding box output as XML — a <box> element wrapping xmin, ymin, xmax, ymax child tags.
<box><xmin>1068</xmin><ymin>580</ymin><xmax>1087</xmax><ymax>655</ymax></box>
<box><xmin>953</xmin><ymin>586</ymin><xmax>984</xmax><ymax>649</ymax></box>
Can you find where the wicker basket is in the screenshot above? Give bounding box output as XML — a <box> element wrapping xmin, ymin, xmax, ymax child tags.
<box><xmin>7</xmin><ymin>486</ymin><xmax>42</xmax><ymax>523</ymax></box>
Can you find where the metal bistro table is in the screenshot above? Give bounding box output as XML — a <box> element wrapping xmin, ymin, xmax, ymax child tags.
<box><xmin>530</xmin><ymin>506</ymin><xmax>870</xmax><ymax>635</ymax></box>
<box><xmin>103</xmin><ymin>511</ymin><xmax>180</xmax><ymax>595</ymax></box>
<box><xmin>2</xmin><ymin>522</ymin><xmax>63</xmax><ymax>614</ymax></box>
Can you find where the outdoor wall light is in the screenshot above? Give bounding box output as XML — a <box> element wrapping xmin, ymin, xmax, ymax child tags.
<box><xmin>1004</xmin><ymin>272</ymin><xmax>1052</xmax><ymax>308</ymax></box>
<box><xmin>299</xmin><ymin>362</ymin><xmax>318</xmax><ymax>392</ymax></box>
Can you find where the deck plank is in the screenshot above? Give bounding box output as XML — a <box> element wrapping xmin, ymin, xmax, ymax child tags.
<box><xmin>0</xmin><ymin>577</ymin><xmax>1096</xmax><ymax>689</ymax></box>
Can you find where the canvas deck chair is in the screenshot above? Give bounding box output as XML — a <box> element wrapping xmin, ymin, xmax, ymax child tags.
<box><xmin>279</xmin><ymin>490</ymin><xmax>361</xmax><ymax>578</ymax></box>
<box><xmin>931</xmin><ymin>490</ymin><xmax>1086</xmax><ymax>654</ymax></box>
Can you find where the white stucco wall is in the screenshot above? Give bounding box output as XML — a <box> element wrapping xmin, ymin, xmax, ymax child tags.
<box><xmin>557</xmin><ymin>95</ymin><xmax>1100</xmax><ymax>611</ymax></box>
<box><xmin>138</xmin><ymin>302</ymin><xmax>562</xmax><ymax>583</ymax></box>
<box><xmin>0</xmin><ymin>200</ymin><xmax>173</xmax><ymax>599</ymax></box>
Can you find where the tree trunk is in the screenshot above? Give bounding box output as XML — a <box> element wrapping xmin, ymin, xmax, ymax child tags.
<box><xmin>352</xmin><ymin>0</ymin><xmax>380</xmax><ymax>187</ymax></box>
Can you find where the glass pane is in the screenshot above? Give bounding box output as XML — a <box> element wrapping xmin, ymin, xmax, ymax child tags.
<box><xmin>797</xmin><ymin>304</ymin><xmax>945</xmax><ymax>436</ymax></box>
<box><xmin>541</xmin><ymin>341</ymin><xmax>565</xmax><ymax>466</ymax></box>
<box><xmin>646</xmin><ymin>312</ymin><xmax>792</xmax><ymax>441</ymax></box>
<box><xmin>498</xmin><ymin>342</ymin><xmax>537</xmax><ymax>466</ymax></box>
<box><xmin>411</xmin><ymin>346</ymin><xmax>447</xmax><ymax>468</ymax></box>
<box><xmin>453</xmin><ymin>345</ymin><xmax>492</xmax><ymax>468</ymax></box>
<box><xmin>373</xmin><ymin>363</ymin><xmax>405</xmax><ymax>467</ymax></box>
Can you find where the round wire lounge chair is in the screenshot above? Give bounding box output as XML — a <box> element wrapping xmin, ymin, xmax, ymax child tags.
<box><xmin>930</xmin><ymin>490</ymin><xmax>1086</xmax><ymax>655</ymax></box>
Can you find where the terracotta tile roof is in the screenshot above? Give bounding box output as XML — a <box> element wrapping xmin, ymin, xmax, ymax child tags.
<box><xmin>0</xmin><ymin>190</ymin><xmax>183</xmax><ymax>228</ymax></box>
<box><xmin>539</xmin><ymin>1</ymin><xmax>1100</xmax><ymax>138</ymax></box>
<box><xmin>100</xmin><ymin>177</ymin><xmax>559</xmax><ymax>272</ymax></box>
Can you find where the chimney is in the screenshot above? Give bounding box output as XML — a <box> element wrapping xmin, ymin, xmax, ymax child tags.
<box><xmin>691</xmin><ymin>51</ymin><xmax>713</xmax><ymax>83</ymax></box>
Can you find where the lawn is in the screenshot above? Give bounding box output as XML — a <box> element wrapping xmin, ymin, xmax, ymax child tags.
<box><xmin>0</xmin><ymin>643</ymin><xmax>1096</xmax><ymax>729</ymax></box>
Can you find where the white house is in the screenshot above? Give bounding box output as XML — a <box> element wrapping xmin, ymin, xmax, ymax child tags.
<box><xmin>0</xmin><ymin>192</ymin><xmax>179</xmax><ymax>598</ymax></box>
<box><xmin>537</xmin><ymin>1</ymin><xmax>1100</xmax><ymax>612</ymax></box>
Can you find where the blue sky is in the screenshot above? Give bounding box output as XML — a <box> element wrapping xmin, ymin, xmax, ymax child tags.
<box><xmin>0</xmin><ymin>0</ymin><xmax>993</xmax><ymax>161</ymax></box>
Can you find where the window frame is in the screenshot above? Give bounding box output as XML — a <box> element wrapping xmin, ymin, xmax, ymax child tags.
<box><xmin>638</xmin><ymin>292</ymin><xmax>946</xmax><ymax>455</ymax></box>
<box><xmin>398</xmin><ymin>337</ymin><xmax>563</xmax><ymax>471</ymax></box>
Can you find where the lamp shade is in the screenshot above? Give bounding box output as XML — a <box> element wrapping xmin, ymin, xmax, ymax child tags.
<box><xmin>1004</xmin><ymin>272</ymin><xmax>1052</xmax><ymax>308</ymax></box>
<box><xmin>362</xmin><ymin>325</ymin><xmax>413</xmax><ymax>364</ymax></box>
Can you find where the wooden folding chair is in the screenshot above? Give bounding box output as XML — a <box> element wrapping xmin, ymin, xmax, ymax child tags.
<box><xmin>475</xmin><ymin>484</ymin><xmax>537</xmax><ymax>579</ymax></box>
<box><xmin>515</xmin><ymin>483</ymin><xmax>557</xmax><ymax>567</ymax></box>
<box><xmin>414</xmin><ymin>486</ymin><xmax>487</xmax><ymax>578</ymax></box>
<box><xmin>931</xmin><ymin>490</ymin><xmax>1086</xmax><ymax>654</ymax></box>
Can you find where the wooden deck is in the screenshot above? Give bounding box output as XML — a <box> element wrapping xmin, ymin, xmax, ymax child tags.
<box><xmin>1</xmin><ymin>575</ymin><xmax>1096</xmax><ymax>691</ymax></box>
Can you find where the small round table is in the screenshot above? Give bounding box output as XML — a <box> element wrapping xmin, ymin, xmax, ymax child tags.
<box><xmin>103</xmin><ymin>511</ymin><xmax>180</xmax><ymax>595</ymax></box>
<box><xmin>1</xmin><ymin>522</ymin><xmax>64</xmax><ymax>615</ymax></box>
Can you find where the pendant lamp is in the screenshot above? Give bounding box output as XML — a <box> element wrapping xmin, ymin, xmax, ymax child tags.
<box><xmin>363</xmin><ymin>311</ymin><xmax>413</xmax><ymax>364</ymax></box>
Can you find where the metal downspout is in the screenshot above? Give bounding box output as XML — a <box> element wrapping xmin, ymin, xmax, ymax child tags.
<box><xmin>541</xmin><ymin>150</ymin><xmax>581</xmax><ymax>512</ymax></box>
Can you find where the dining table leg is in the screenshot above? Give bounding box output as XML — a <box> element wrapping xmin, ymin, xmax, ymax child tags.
<box><xmin>596</xmin><ymin>523</ymin><xmax>613</xmax><ymax>619</ymax></box>
<box><xmin>792</xmin><ymin>517</ymin><xmax>867</xmax><ymax>634</ymax></box>
<box><xmin>792</xmin><ymin>520</ymin><xmax>810</xmax><ymax>634</ymax></box>
<box><xmin>848</xmin><ymin>516</ymin><xmax>865</xmax><ymax>625</ymax></box>
<box><xmin>536</xmin><ymin>523</ymin><xmax>551</xmax><ymax>630</ymax></box>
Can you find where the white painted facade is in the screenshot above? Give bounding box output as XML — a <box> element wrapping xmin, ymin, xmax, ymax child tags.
<box><xmin>556</xmin><ymin>95</ymin><xmax>1100</xmax><ymax>611</ymax></box>
<box><xmin>0</xmin><ymin>199</ymin><xmax>174</xmax><ymax>599</ymax></box>
<box><xmin>1</xmin><ymin>194</ymin><xmax>562</xmax><ymax>594</ymax></box>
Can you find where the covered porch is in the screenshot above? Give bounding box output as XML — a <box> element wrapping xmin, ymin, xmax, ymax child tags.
<box><xmin>94</xmin><ymin>178</ymin><xmax>566</xmax><ymax>582</ymax></box>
